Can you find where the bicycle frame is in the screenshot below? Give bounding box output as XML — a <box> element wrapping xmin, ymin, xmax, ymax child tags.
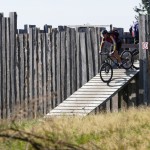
<box><xmin>100</xmin><ymin>53</ymin><xmax>120</xmax><ymax>68</ymax></box>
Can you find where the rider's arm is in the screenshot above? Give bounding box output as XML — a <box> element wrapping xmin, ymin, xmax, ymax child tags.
<box><xmin>110</xmin><ymin>35</ymin><xmax>116</xmax><ymax>53</ymax></box>
<box><xmin>99</xmin><ymin>38</ymin><xmax>105</xmax><ymax>52</ymax></box>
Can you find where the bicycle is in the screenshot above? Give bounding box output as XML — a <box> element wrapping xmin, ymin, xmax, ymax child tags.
<box><xmin>99</xmin><ymin>50</ymin><xmax>133</xmax><ymax>83</ymax></box>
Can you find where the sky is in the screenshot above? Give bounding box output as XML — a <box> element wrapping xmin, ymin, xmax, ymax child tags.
<box><xmin>0</xmin><ymin>0</ymin><xmax>142</xmax><ymax>32</ymax></box>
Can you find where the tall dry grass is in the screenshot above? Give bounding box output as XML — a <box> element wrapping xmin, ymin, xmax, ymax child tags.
<box><xmin>0</xmin><ymin>106</ymin><xmax>150</xmax><ymax>150</ymax></box>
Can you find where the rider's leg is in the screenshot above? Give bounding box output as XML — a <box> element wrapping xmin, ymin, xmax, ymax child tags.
<box><xmin>112</xmin><ymin>50</ymin><xmax>122</xmax><ymax>64</ymax></box>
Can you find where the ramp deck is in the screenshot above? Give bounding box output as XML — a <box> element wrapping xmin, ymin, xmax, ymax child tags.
<box><xmin>47</xmin><ymin>69</ymin><xmax>139</xmax><ymax>117</ymax></box>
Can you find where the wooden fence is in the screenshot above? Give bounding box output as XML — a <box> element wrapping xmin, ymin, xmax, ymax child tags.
<box><xmin>0</xmin><ymin>12</ymin><xmax>136</xmax><ymax>119</ymax></box>
<box><xmin>0</xmin><ymin>12</ymin><xmax>107</xmax><ymax>119</ymax></box>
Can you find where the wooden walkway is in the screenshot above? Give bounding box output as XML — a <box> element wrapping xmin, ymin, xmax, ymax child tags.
<box><xmin>46</xmin><ymin>68</ymin><xmax>139</xmax><ymax>117</ymax></box>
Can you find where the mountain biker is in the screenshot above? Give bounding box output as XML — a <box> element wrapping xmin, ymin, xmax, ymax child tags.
<box><xmin>100</xmin><ymin>29</ymin><xmax>122</xmax><ymax>66</ymax></box>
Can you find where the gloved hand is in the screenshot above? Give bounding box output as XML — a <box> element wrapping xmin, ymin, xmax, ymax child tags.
<box><xmin>109</xmin><ymin>51</ymin><xmax>114</xmax><ymax>56</ymax></box>
<box><xmin>99</xmin><ymin>51</ymin><xmax>102</xmax><ymax>54</ymax></box>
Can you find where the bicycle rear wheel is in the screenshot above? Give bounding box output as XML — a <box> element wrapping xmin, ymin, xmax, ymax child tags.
<box><xmin>132</xmin><ymin>49</ymin><xmax>139</xmax><ymax>69</ymax></box>
<box><xmin>100</xmin><ymin>63</ymin><xmax>113</xmax><ymax>83</ymax></box>
<box><xmin>121</xmin><ymin>50</ymin><xmax>133</xmax><ymax>69</ymax></box>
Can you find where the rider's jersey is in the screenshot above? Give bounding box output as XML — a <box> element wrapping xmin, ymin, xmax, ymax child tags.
<box><xmin>100</xmin><ymin>35</ymin><xmax>116</xmax><ymax>52</ymax></box>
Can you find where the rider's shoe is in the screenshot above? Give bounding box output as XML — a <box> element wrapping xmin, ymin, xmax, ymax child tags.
<box><xmin>118</xmin><ymin>63</ymin><xmax>123</xmax><ymax>68</ymax></box>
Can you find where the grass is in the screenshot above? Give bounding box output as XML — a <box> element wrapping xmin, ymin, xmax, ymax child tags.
<box><xmin>0</xmin><ymin>106</ymin><xmax>150</xmax><ymax>150</ymax></box>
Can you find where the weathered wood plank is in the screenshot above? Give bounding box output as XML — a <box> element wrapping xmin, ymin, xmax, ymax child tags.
<box><xmin>147</xmin><ymin>15</ymin><xmax>150</xmax><ymax>104</ymax></box>
<box><xmin>139</xmin><ymin>14</ymin><xmax>148</xmax><ymax>104</ymax></box>
<box><xmin>69</xmin><ymin>95</ymin><xmax>112</xmax><ymax>98</ymax></box>
<box><xmin>66</xmin><ymin>97</ymin><xmax>106</xmax><ymax>100</ymax></box>
<box><xmin>0</xmin><ymin>13</ymin><xmax>3</xmax><ymax>119</ymax></box>
<box><xmin>78</xmin><ymin>88</ymin><xmax>117</xmax><ymax>92</ymax></box>
<box><xmin>9</xmin><ymin>12</ymin><xmax>17</xmax><ymax>116</ymax></box>
<box><xmin>50</xmin><ymin>109</ymin><xmax>92</xmax><ymax>113</ymax></box>
<box><xmin>56</xmin><ymin>30</ymin><xmax>61</xmax><ymax>105</ymax></box>
<box><xmin>45</xmin><ymin>32</ymin><xmax>52</xmax><ymax>112</ymax></box>
<box><xmin>52</xmin><ymin>106</ymin><xmax>96</xmax><ymax>110</ymax></box>
<box><xmin>2</xmin><ymin>17</ymin><xmax>7</xmax><ymax>118</ymax></box>
<box><xmin>41</xmin><ymin>33</ymin><xmax>47</xmax><ymax>115</ymax></box>
<box><xmin>89</xmin><ymin>77</ymin><xmax>131</xmax><ymax>82</ymax></box>
<box><xmin>66</xmin><ymin>27</ymin><xmax>71</xmax><ymax>97</ymax></box>
<box><xmin>76</xmin><ymin>28</ymin><xmax>82</xmax><ymax>89</ymax></box>
<box><xmin>80</xmin><ymin>32</ymin><xmax>87</xmax><ymax>85</ymax></box>
<box><xmin>91</xmin><ymin>77</ymin><xmax>133</xmax><ymax>80</ymax></box>
<box><xmin>24</xmin><ymin>33</ymin><xmax>29</xmax><ymax>117</ymax></box>
<box><xmin>6</xmin><ymin>17</ymin><xmax>10</xmax><ymax>118</ymax></box>
<box><xmin>15</xmin><ymin>32</ymin><xmax>20</xmax><ymax>112</ymax></box>
<box><xmin>96</xmin><ymin>27</ymin><xmax>102</xmax><ymax>69</ymax></box>
<box><xmin>91</xmin><ymin>28</ymin><xmax>98</xmax><ymax>75</ymax></box>
<box><xmin>51</xmin><ymin>29</ymin><xmax>57</xmax><ymax>108</ymax></box>
<box><xmin>86</xmin><ymin>28</ymin><xmax>94</xmax><ymax>80</ymax></box>
<box><xmin>127</xmin><ymin>79</ymin><xmax>137</xmax><ymax>107</ymax></box>
<box><xmin>81</xmin><ymin>85</ymin><xmax>122</xmax><ymax>89</ymax></box>
<box><xmin>63</xmin><ymin>100</ymin><xmax>104</xmax><ymax>104</ymax></box>
<box><xmin>37</xmin><ymin>30</ymin><xmax>43</xmax><ymax>114</ymax></box>
<box><xmin>84</xmin><ymin>82</ymin><xmax>126</xmax><ymax>86</ymax></box>
<box><xmin>47</xmin><ymin>112</ymin><xmax>87</xmax><ymax>116</ymax></box>
<box><xmin>73</xmin><ymin>91</ymin><xmax>114</xmax><ymax>95</ymax></box>
<box><xmin>111</xmin><ymin>93</ymin><xmax>118</xmax><ymax>112</ymax></box>
<box><xmin>59</xmin><ymin>103</ymin><xmax>100</xmax><ymax>107</ymax></box>
<box><xmin>60</xmin><ymin>31</ymin><xmax>66</xmax><ymax>101</ymax></box>
<box><xmin>29</xmin><ymin>27</ymin><xmax>34</xmax><ymax>117</ymax></box>
<box><xmin>33</xmin><ymin>28</ymin><xmax>38</xmax><ymax>117</ymax></box>
<box><xmin>70</xmin><ymin>28</ymin><xmax>77</xmax><ymax>93</ymax></box>
<box><xmin>19</xmin><ymin>34</ymin><xmax>24</xmax><ymax>112</ymax></box>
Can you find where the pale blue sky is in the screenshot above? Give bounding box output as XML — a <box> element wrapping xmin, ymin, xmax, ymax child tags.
<box><xmin>1</xmin><ymin>0</ymin><xmax>141</xmax><ymax>31</ymax></box>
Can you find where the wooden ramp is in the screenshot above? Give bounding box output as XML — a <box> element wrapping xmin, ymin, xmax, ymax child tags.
<box><xmin>46</xmin><ymin>68</ymin><xmax>139</xmax><ymax>117</ymax></box>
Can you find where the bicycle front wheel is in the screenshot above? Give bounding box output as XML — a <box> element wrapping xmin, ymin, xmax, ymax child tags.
<box><xmin>100</xmin><ymin>63</ymin><xmax>113</xmax><ymax>83</ymax></box>
<box><xmin>121</xmin><ymin>50</ymin><xmax>133</xmax><ymax>69</ymax></box>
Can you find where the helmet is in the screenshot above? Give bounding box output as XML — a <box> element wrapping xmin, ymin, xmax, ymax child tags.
<box><xmin>101</xmin><ymin>29</ymin><xmax>108</xmax><ymax>35</ymax></box>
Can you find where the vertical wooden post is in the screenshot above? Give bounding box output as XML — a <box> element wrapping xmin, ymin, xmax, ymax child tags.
<box><xmin>51</xmin><ymin>29</ymin><xmax>57</xmax><ymax>108</ymax></box>
<box><xmin>37</xmin><ymin>29</ymin><xmax>43</xmax><ymax>114</ymax></box>
<box><xmin>28</xmin><ymin>27</ymin><xmax>34</xmax><ymax>117</ymax></box>
<box><xmin>6</xmin><ymin>17</ymin><xmax>10</xmax><ymax>118</ymax></box>
<box><xmin>9</xmin><ymin>12</ymin><xmax>17</xmax><ymax>116</ymax></box>
<box><xmin>146</xmin><ymin>14</ymin><xmax>150</xmax><ymax>105</ymax></box>
<box><xmin>111</xmin><ymin>94</ymin><xmax>118</xmax><ymax>112</ymax></box>
<box><xmin>33</xmin><ymin>28</ymin><xmax>38</xmax><ymax>117</ymax></box>
<box><xmin>118</xmin><ymin>86</ymin><xmax>128</xmax><ymax>111</ymax></box>
<box><xmin>19</xmin><ymin>33</ymin><xmax>25</xmax><ymax>114</ymax></box>
<box><xmin>106</xmin><ymin>100</ymin><xmax>111</xmax><ymax>113</ymax></box>
<box><xmin>15</xmin><ymin>30</ymin><xmax>20</xmax><ymax>111</ymax></box>
<box><xmin>86</xmin><ymin>28</ymin><xmax>94</xmax><ymax>81</ymax></box>
<box><xmin>70</xmin><ymin>28</ymin><xmax>77</xmax><ymax>93</ymax></box>
<box><xmin>76</xmin><ymin>28</ymin><xmax>82</xmax><ymax>89</ymax></box>
<box><xmin>139</xmin><ymin>14</ymin><xmax>149</xmax><ymax>105</ymax></box>
<box><xmin>45</xmin><ymin>31</ymin><xmax>52</xmax><ymax>111</ymax></box>
<box><xmin>24</xmin><ymin>33</ymin><xmax>29</xmax><ymax>117</ymax></box>
<box><xmin>60</xmin><ymin>31</ymin><xmax>66</xmax><ymax>101</ymax></box>
<box><xmin>80</xmin><ymin>31</ymin><xmax>87</xmax><ymax>85</ymax></box>
<box><xmin>66</xmin><ymin>27</ymin><xmax>71</xmax><ymax>96</ymax></box>
<box><xmin>56</xmin><ymin>29</ymin><xmax>61</xmax><ymax>105</ymax></box>
<box><xmin>91</xmin><ymin>28</ymin><xmax>98</xmax><ymax>75</ymax></box>
<box><xmin>41</xmin><ymin>33</ymin><xmax>47</xmax><ymax>115</ymax></box>
<box><xmin>2</xmin><ymin>17</ymin><xmax>7</xmax><ymax>118</ymax></box>
<box><xmin>0</xmin><ymin>13</ymin><xmax>3</xmax><ymax>119</ymax></box>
